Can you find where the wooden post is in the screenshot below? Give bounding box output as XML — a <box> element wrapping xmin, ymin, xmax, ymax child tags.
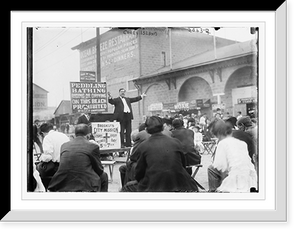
<box><xmin>96</xmin><ymin>27</ymin><xmax>101</xmax><ymax>82</ymax></box>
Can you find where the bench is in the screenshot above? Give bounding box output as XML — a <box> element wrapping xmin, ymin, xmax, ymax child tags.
<box><xmin>101</xmin><ymin>160</ymin><xmax>116</xmax><ymax>182</ymax></box>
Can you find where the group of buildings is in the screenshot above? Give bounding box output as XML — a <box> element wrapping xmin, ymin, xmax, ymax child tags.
<box><xmin>34</xmin><ymin>27</ymin><xmax>258</xmax><ymax>131</ymax></box>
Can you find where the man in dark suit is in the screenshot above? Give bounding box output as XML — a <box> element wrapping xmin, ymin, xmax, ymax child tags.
<box><xmin>121</xmin><ymin>116</ymin><xmax>198</xmax><ymax>192</ymax></box>
<box><xmin>47</xmin><ymin>124</ymin><xmax>108</xmax><ymax>192</ymax></box>
<box><xmin>77</xmin><ymin>105</ymin><xmax>91</xmax><ymax>125</ymax></box>
<box><xmin>171</xmin><ymin>118</ymin><xmax>202</xmax><ymax>175</ymax></box>
<box><xmin>108</xmin><ymin>88</ymin><xmax>146</xmax><ymax>147</ymax></box>
<box><xmin>77</xmin><ymin>105</ymin><xmax>93</xmax><ymax>137</ymax></box>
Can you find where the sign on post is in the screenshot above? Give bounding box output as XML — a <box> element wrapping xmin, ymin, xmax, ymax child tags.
<box><xmin>70</xmin><ymin>82</ymin><xmax>108</xmax><ymax>113</ymax></box>
<box><xmin>80</xmin><ymin>71</ymin><xmax>96</xmax><ymax>82</ymax></box>
<box><xmin>91</xmin><ymin>122</ymin><xmax>121</xmax><ymax>150</ymax></box>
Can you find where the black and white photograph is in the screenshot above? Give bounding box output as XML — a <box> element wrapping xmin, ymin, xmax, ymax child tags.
<box><xmin>29</xmin><ymin>26</ymin><xmax>259</xmax><ymax>194</ymax></box>
<box><xmin>5</xmin><ymin>6</ymin><xmax>289</xmax><ymax>224</ymax></box>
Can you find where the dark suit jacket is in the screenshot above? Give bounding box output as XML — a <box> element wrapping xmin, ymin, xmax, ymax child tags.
<box><xmin>232</xmin><ymin>129</ymin><xmax>256</xmax><ymax>163</ymax></box>
<box><xmin>171</xmin><ymin>127</ymin><xmax>201</xmax><ymax>166</ymax></box>
<box><xmin>48</xmin><ymin>136</ymin><xmax>104</xmax><ymax>192</ymax></box>
<box><xmin>125</xmin><ymin>130</ymin><xmax>151</xmax><ymax>182</ymax></box>
<box><xmin>108</xmin><ymin>96</ymin><xmax>142</xmax><ymax>121</ymax></box>
<box><xmin>134</xmin><ymin>133</ymin><xmax>198</xmax><ymax>192</ymax></box>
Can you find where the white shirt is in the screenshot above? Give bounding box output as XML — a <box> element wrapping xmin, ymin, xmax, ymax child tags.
<box><xmin>212</xmin><ymin>136</ymin><xmax>257</xmax><ymax>192</ymax></box>
<box><xmin>194</xmin><ymin>132</ymin><xmax>203</xmax><ymax>145</ymax></box>
<box><xmin>120</xmin><ymin>97</ymin><xmax>131</xmax><ymax>113</ymax></box>
<box><xmin>40</xmin><ymin>130</ymin><xmax>70</xmax><ymax>163</ymax></box>
<box><xmin>199</xmin><ymin>116</ymin><xmax>206</xmax><ymax>125</ymax></box>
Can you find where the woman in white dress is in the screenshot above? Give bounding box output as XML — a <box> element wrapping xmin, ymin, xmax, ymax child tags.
<box><xmin>207</xmin><ymin>119</ymin><xmax>257</xmax><ymax>193</ymax></box>
<box><xmin>191</xmin><ymin>126</ymin><xmax>204</xmax><ymax>154</ymax></box>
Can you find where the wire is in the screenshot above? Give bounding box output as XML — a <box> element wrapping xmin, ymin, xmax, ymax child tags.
<box><xmin>34</xmin><ymin>51</ymin><xmax>77</xmax><ymax>75</ymax></box>
<box><xmin>34</xmin><ymin>29</ymin><xmax>89</xmax><ymax>63</ymax></box>
<box><xmin>34</xmin><ymin>28</ymin><xmax>70</xmax><ymax>54</ymax></box>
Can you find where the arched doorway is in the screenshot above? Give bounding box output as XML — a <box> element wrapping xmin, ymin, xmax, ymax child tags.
<box><xmin>178</xmin><ymin>76</ymin><xmax>213</xmax><ymax>117</ymax></box>
<box><xmin>224</xmin><ymin>66</ymin><xmax>257</xmax><ymax>117</ymax></box>
<box><xmin>143</xmin><ymin>82</ymin><xmax>168</xmax><ymax>117</ymax></box>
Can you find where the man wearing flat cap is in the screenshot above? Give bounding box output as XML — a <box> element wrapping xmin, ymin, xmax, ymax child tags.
<box><xmin>171</xmin><ymin>118</ymin><xmax>202</xmax><ymax>175</ymax></box>
<box><xmin>48</xmin><ymin>124</ymin><xmax>108</xmax><ymax>192</ymax></box>
<box><xmin>121</xmin><ymin>116</ymin><xmax>198</xmax><ymax>192</ymax></box>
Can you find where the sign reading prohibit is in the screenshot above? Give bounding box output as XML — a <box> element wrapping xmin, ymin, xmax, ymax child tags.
<box><xmin>70</xmin><ymin>82</ymin><xmax>108</xmax><ymax>113</ymax></box>
<box><xmin>91</xmin><ymin>122</ymin><xmax>121</xmax><ymax>150</ymax></box>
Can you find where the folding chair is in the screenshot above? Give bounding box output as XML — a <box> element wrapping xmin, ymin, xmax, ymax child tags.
<box><xmin>186</xmin><ymin>164</ymin><xmax>206</xmax><ymax>190</ymax></box>
<box><xmin>202</xmin><ymin>141</ymin><xmax>217</xmax><ymax>155</ymax></box>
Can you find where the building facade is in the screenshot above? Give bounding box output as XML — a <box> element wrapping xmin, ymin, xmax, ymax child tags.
<box><xmin>33</xmin><ymin>83</ymin><xmax>48</xmax><ymax>111</ymax></box>
<box><xmin>134</xmin><ymin>40</ymin><xmax>258</xmax><ymax>120</ymax></box>
<box><xmin>33</xmin><ymin>83</ymin><xmax>56</xmax><ymax>122</ymax></box>
<box><xmin>72</xmin><ymin>27</ymin><xmax>258</xmax><ymax>129</ymax></box>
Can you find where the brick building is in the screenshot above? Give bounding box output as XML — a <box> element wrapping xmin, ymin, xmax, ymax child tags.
<box><xmin>72</xmin><ymin>27</ymin><xmax>257</xmax><ymax>129</ymax></box>
<box><xmin>134</xmin><ymin>39</ymin><xmax>258</xmax><ymax>120</ymax></box>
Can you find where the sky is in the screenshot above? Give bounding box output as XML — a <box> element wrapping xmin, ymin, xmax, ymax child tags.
<box><xmin>33</xmin><ymin>27</ymin><xmax>256</xmax><ymax>107</ymax></box>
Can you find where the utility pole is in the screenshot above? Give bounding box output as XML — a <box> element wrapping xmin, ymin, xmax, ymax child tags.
<box><xmin>96</xmin><ymin>27</ymin><xmax>101</xmax><ymax>82</ymax></box>
<box><xmin>169</xmin><ymin>27</ymin><xmax>173</xmax><ymax>70</ymax></box>
<box><xmin>213</xmin><ymin>28</ymin><xmax>217</xmax><ymax>60</ymax></box>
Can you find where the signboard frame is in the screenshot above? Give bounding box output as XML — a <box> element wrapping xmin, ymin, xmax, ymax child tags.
<box><xmin>70</xmin><ymin>81</ymin><xmax>108</xmax><ymax>113</ymax></box>
<box><xmin>91</xmin><ymin>122</ymin><xmax>121</xmax><ymax>150</ymax></box>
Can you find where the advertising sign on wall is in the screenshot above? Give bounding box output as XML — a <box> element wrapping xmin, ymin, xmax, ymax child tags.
<box><xmin>91</xmin><ymin>122</ymin><xmax>121</xmax><ymax>150</ymax></box>
<box><xmin>70</xmin><ymin>82</ymin><xmax>108</xmax><ymax>113</ymax></box>
<box><xmin>79</xmin><ymin>30</ymin><xmax>139</xmax><ymax>76</ymax></box>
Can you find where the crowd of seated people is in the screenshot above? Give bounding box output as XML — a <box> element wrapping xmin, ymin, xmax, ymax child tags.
<box><xmin>32</xmin><ymin>111</ymin><xmax>258</xmax><ymax>193</ymax></box>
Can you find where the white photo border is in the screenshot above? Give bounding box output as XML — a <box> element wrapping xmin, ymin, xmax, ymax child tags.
<box><xmin>5</xmin><ymin>4</ymin><xmax>287</xmax><ymax>222</ymax></box>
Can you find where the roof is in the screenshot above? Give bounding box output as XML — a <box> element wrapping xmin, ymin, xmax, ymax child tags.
<box><xmin>54</xmin><ymin>100</ymin><xmax>72</xmax><ymax>116</ymax></box>
<box><xmin>135</xmin><ymin>40</ymin><xmax>257</xmax><ymax>80</ymax></box>
<box><xmin>33</xmin><ymin>83</ymin><xmax>49</xmax><ymax>93</ymax></box>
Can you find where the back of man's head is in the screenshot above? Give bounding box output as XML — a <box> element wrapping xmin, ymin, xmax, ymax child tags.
<box><xmin>75</xmin><ymin>124</ymin><xmax>89</xmax><ymax>137</ymax></box>
<box><xmin>172</xmin><ymin>118</ymin><xmax>184</xmax><ymax>129</ymax></box>
<box><xmin>39</xmin><ymin>122</ymin><xmax>53</xmax><ymax>133</ymax></box>
<box><xmin>145</xmin><ymin>116</ymin><xmax>164</xmax><ymax>134</ymax></box>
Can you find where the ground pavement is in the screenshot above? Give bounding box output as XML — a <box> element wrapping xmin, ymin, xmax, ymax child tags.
<box><xmin>104</xmin><ymin>153</ymin><xmax>213</xmax><ymax>192</ymax></box>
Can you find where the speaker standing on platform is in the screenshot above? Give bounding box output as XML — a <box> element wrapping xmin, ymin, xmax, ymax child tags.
<box><xmin>108</xmin><ymin>88</ymin><xmax>146</xmax><ymax>147</ymax></box>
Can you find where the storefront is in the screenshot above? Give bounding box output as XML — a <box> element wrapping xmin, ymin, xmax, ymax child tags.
<box><xmin>231</xmin><ymin>86</ymin><xmax>258</xmax><ymax>118</ymax></box>
<box><xmin>147</xmin><ymin>99</ymin><xmax>212</xmax><ymax>118</ymax></box>
<box><xmin>134</xmin><ymin>40</ymin><xmax>258</xmax><ymax>121</ymax></box>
